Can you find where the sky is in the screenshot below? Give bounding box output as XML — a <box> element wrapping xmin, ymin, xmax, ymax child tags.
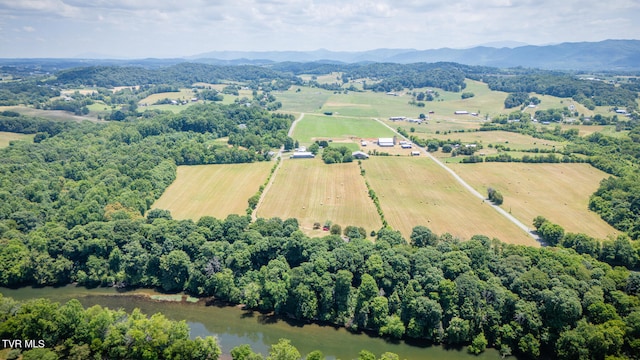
<box><xmin>0</xmin><ymin>0</ymin><xmax>638</xmax><ymax>58</ymax></box>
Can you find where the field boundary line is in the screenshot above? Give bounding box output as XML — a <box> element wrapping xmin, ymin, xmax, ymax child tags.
<box><xmin>252</xmin><ymin>113</ymin><xmax>304</xmax><ymax>220</ymax></box>
<box><xmin>372</xmin><ymin>118</ymin><xmax>541</xmax><ymax>243</ymax></box>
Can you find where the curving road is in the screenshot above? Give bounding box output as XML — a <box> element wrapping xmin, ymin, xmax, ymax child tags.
<box><xmin>373</xmin><ymin>118</ymin><xmax>540</xmax><ymax>242</ymax></box>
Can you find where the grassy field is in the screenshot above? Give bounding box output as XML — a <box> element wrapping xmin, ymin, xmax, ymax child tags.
<box><xmin>277</xmin><ymin>87</ymin><xmax>333</xmax><ymax>113</ymax></box>
<box><xmin>138</xmin><ymin>89</ymin><xmax>197</xmax><ymax>105</ymax></box>
<box><xmin>448</xmin><ymin>162</ymin><xmax>619</xmax><ymax>239</ymax></box>
<box><xmin>299</xmin><ymin>73</ymin><xmax>344</xmax><ymax>85</ymax></box>
<box><xmin>257</xmin><ymin>159</ymin><xmax>382</xmax><ymax>237</ymax></box>
<box><xmin>0</xmin><ymin>105</ymin><xmax>101</xmax><ymax>123</ymax></box>
<box><xmin>0</xmin><ymin>132</ymin><xmax>33</xmax><ymax>148</ymax></box>
<box><xmin>425</xmin><ymin>130</ymin><xmax>566</xmax><ymax>161</ymax></box>
<box><xmin>151</xmin><ymin>162</ymin><xmax>274</xmax><ymax>220</ymax></box>
<box><xmin>292</xmin><ymin>114</ymin><xmax>394</xmax><ymax>145</ymax></box>
<box><xmin>362</xmin><ymin>157</ymin><xmax>538</xmax><ymax>246</ymax></box>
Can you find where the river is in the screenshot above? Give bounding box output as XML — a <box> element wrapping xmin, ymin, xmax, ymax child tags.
<box><xmin>0</xmin><ymin>286</ymin><xmax>502</xmax><ymax>360</ymax></box>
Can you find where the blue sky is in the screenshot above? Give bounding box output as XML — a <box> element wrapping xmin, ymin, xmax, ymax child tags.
<box><xmin>0</xmin><ymin>0</ymin><xmax>638</xmax><ymax>58</ymax></box>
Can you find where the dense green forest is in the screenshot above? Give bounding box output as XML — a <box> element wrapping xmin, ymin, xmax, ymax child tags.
<box><xmin>0</xmin><ymin>295</ymin><xmax>222</xmax><ymax>360</ymax></box>
<box><xmin>51</xmin><ymin>63</ymin><xmax>299</xmax><ymax>89</ymax></box>
<box><xmin>3</xmin><ymin>211</ymin><xmax>640</xmax><ymax>359</ymax></box>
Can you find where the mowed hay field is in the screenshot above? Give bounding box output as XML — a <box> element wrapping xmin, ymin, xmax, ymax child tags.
<box><xmin>293</xmin><ymin>114</ymin><xmax>394</xmax><ymax>144</ymax></box>
<box><xmin>0</xmin><ymin>132</ymin><xmax>33</xmax><ymax>148</ymax></box>
<box><xmin>152</xmin><ymin>162</ymin><xmax>274</xmax><ymax>220</ymax></box>
<box><xmin>448</xmin><ymin>162</ymin><xmax>619</xmax><ymax>239</ymax></box>
<box><xmin>362</xmin><ymin>157</ymin><xmax>537</xmax><ymax>246</ymax></box>
<box><xmin>257</xmin><ymin>159</ymin><xmax>382</xmax><ymax>237</ymax></box>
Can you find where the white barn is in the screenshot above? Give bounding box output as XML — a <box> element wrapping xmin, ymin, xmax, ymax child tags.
<box><xmin>352</xmin><ymin>151</ymin><xmax>369</xmax><ymax>159</ymax></box>
<box><xmin>378</xmin><ymin>137</ymin><xmax>395</xmax><ymax>147</ymax></box>
<box><xmin>290</xmin><ymin>152</ymin><xmax>315</xmax><ymax>159</ymax></box>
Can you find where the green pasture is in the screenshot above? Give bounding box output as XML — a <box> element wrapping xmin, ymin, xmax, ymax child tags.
<box><xmin>138</xmin><ymin>89</ymin><xmax>196</xmax><ymax>105</ymax></box>
<box><xmin>0</xmin><ymin>132</ymin><xmax>33</xmax><ymax>148</ymax></box>
<box><xmin>0</xmin><ymin>106</ymin><xmax>99</xmax><ymax>123</ymax></box>
<box><xmin>293</xmin><ymin>114</ymin><xmax>394</xmax><ymax>144</ymax></box>
<box><xmin>277</xmin><ymin>87</ymin><xmax>333</xmax><ymax>113</ymax></box>
<box><xmin>86</xmin><ymin>102</ymin><xmax>111</xmax><ymax>116</ymax></box>
<box><xmin>299</xmin><ymin>72</ymin><xmax>344</xmax><ymax>85</ymax></box>
<box><xmin>327</xmin><ymin>141</ymin><xmax>361</xmax><ymax>152</ymax></box>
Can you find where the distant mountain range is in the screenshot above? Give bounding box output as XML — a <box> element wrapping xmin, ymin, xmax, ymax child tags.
<box><xmin>189</xmin><ymin>39</ymin><xmax>640</xmax><ymax>71</ymax></box>
<box><xmin>2</xmin><ymin>39</ymin><xmax>639</xmax><ymax>72</ymax></box>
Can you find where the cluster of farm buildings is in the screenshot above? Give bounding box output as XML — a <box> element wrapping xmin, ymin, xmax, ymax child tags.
<box><xmin>289</xmin><ymin>136</ymin><xmax>422</xmax><ymax>159</ymax></box>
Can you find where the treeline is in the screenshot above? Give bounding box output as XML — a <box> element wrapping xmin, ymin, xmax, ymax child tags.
<box><xmin>0</xmin><ymin>112</ymin><xmax>73</xmax><ymax>137</ymax></box>
<box><xmin>0</xmin><ymin>295</ymin><xmax>221</xmax><ymax>360</ymax></box>
<box><xmin>272</xmin><ymin>62</ymin><xmax>471</xmax><ymax>92</ymax></box>
<box><xmin>358</xmin><ymin>63</ymin><xmax>467</xmax><ymax>92</ymax></box>
<box><xmin>0</xmin><ymin>80</ymin><xmax>59</xmax><ymax>106</ymax></box>
<box><xmin>485</xmin><ymin>73</ymin><xmax>638</xmax><ymax>110</ymax></box>
<box><xmin>51</xmin><ymin>63</ymin><xmax>299</xmax><ymax>89</ymax></box>
<box><xmin>480</xmin><ymin>117</ymin><xmax>582</xmax><ymax>142</ymax></box>
<box><xmin>532</xmin><ymin>216</ymin><xmax>640</xmax><ymax>268</ymax></box>
<box><xmin>0</xmin><ymin>294</ymin><xmax>405</xmax><ymax>360</ymax></box>
<box><xmin>2</xmin><ymin>212</ymin><xmax>639</xmax><ymax>359</ymax></box>
<box><xmin>482</xmin><ymin>153</ymin><xmax>586</xmax><ymax>164</ymax></box>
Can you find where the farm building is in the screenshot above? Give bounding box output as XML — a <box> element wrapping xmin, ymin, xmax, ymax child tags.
<box><xmin>290</xmin><ymin>152</ymin><xmax>315</xmax><ymax>159</ymax></box>
<box><xmin>361</xmin><ymin>140</ymin><xmax>367</xmax><ymax>146</ymax></box>
<box><xmin>454</xmin><ymin>110</ymin><xmax>469</xmax><ymax>115</ymax></box>
<box><xmin>389</xmin><ymin>116</ymin><xmax>406</xmax><ymax>121</ymax></box>
<box><xmin>411</xmin><ymin>151</ymin><xmax>420</xmax><ymax>156</ymax></box>
<box><xmin>378</xmin><ymin>137</ymin><xmax>395</xmax><ymax>147</ymax></box>
<box><xmin>401</xmin><ymin>144</ymin><xmax>412</xmax><ymax>149</ymax></box>
<box><xmin>352</xmin><ymin>151</ymin><xmax>369</xmax><ymax>159</ymax></box>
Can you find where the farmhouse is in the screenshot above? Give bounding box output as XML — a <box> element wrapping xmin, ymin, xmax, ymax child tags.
<box><xmin>352</xmin><ymin>151</ymin><xmax>369</xmax><ymax>159</ymax></box>
<box><xmin>378</xmin><ymin>137</ymin><xmax>395</xmax><ymax>147</ymax></box>
<box><xmin>290</xmin><ymin>152</ymin><xmax>315</xmax><ymax>159</ymax></box>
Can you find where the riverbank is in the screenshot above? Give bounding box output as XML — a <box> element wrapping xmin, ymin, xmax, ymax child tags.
<box><xmin>0</xmin><ymin>285</ymin><xmax>502</xmax><ymax>360</ymax></box>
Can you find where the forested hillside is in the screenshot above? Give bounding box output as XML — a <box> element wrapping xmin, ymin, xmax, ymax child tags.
<box><xmin>51</xmin><ymin>63</ymin><xmax>299</xmax><ymax>88</ymax></box>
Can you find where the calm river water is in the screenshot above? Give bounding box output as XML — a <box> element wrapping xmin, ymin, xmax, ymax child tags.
<box><xmin>0</xmin><ymin>285</ymin><xmax>502</xmax><ymax>360</ymax></box>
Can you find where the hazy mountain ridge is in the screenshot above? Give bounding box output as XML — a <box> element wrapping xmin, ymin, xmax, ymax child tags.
<box><xmin>191</xmin><ymin>40</ymin><xmax>640</xmax><ymax>71</ymax></box>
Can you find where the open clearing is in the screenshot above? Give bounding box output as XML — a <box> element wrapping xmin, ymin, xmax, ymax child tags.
<box><xmin>362</xmin><ymin>157</ymin><xmax>538</xmax><ymax>246</ymax></box>
<box><xmin>277</xmin><ymin>87</ymin><xmax>333</xmax><ymax>113</ymax></box>
<box><xmin>448</xmin><ymin>162</ymin><xmax>619</xmax><ymax>239</ymax></box>
<box><xmin>0</xmin><ymin>132</ymin><xmax>33</xmax><ymax>148</ymax></box>
<box><xmin>138</xmin><ymin>89</ymin><xmax>197</xmax><ymax>105</ymax></box>
<box><xmin>0</xmin><ymin>105</ymin><xmax>101</xmax><ymax>123</ymax></box>
<box><xmin>292</xmin><ymin>114</ymin><xmax>394</xmax><ymax>145</ymax></box>
<box><xmin>151</xmin><ymin>162</ymin><xmax>273</xmax><ymax>220</ymax></box>
<box><xmin>257</xmin><ymin>159</ymin><xmax>382</xmax><ymax>237</ymax></box>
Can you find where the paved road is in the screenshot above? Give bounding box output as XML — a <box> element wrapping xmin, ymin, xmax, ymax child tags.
<box><xmin>252</xmin><ymin>112</ymin><xmax>304</xmax><ymax>220</ymax></box>
<box><xmin>373</xmin><ymin>118</ymin><xmax>540</xmax><ymax>242</ymax></box>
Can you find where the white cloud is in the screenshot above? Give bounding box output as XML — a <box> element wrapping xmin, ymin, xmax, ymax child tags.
<box><xmin>0</xmin><ymin>0</ymin><xmax>638</xmax><ymax>57</ymax></box>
